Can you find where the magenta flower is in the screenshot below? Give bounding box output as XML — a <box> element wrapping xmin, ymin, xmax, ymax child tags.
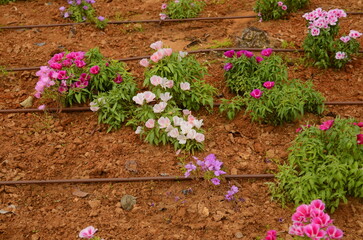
<box><xmin>223</xmin><ymin>63</ymin><xmax>233</xmax><ymax>71</ymax></box>
<box><xmin>223</xmin><ymin>50</ymin><xmax>235</xmax><ymax>58</ymax></box>
<box><xmin>282</xmin><ymin>5</ymin><xmax>287</xmax><ymax>11</ymax></box>
<box><xmin>211</xmin><ymin>178</ymin><xmax>220</xmax><ymax>185</ymax></box>
<box><xmin>256</xmin><ymin>56</ymin><xmax>264</xmax><ymax>63</ymax></box>
<box><xmin>263</xmin><ymin>81</ymin><xmax>275</xmax><ymax>89</ymax></box>
<box><xmin>244</xmin><ymin>51</ymin><xmax>254</xmax><ymax>58</ymax></box>
<box><xmin>113</xmin><ymin>74</ymin><xmax>123</xmax><ymax>84</ymax></box>
<box><xmin>357</xmin><ymin>134</ymin><xmax>363</xmax><ymax>144</ymax></box>
<box><xmin>340</xmin><ymin>36</ymin><xmax>351</xmax><ymax>43</ymax></box>
<box><xmin>38</xmin><ymin>104</ymin><xmax>46</xmax><ymax>110</ymax></box>
<box><xmin>277</xmin><ymin>1</ymin><xmax>283</xmax><ymax>6</ymax></box>
<box><xmin>326</xmin><ymin>226</ymin><xmax>344</xmax><ymax>239</ymax></box>
<box><xmin>310</xmin><ymin>199</ymin><xmax>325</xmax><ymax>211</ymax></box>
<box><xmin>319</xmin><ymin>120</ymin><xmax>334</xmax><ymax>130</ymax></box>
<box><xmin>250</xmin><ymin>89</ymin><xmax>263</xmax><ymax>99</ymax></box>
<box><xmin>303</xmin><ymin>224</ymin><xmax>326</xmax><ymax>239</ymax></box>
<box><xmin>311</xmin><ymin>27</ymin><xmax>320</xmax><ymax>36</ymax></box>
<box><xmin>50</xmin><ymin>62</ymin><xmax>62</xmax><ymax>70</ymax></box>
<box><xmin>292</xmin><ymin>204</ymin><xmax>310</xmax><ymax>222</ymax></box>
<box><xmin>79</xmin><ymin>226</ymin><xmax>97</xmax><ymax>239</ymax></box>
<box><xmin>89</xmin><ymin>65</ymin><xmax>100</xmax><ymax>74</ymax></box>
<box><xmin>79</xmin><ymin>73</ymin><xmax>91</xmax><ymax>82</ymax></box>
<box><xmin>75</xmin><ymin>60</ymin><xmax>86</xmax><ymax>68</ymax></box>
<box><xmin>349</xmin><ymin>30</ymin><xmax>362</xmax><ymax>39</ymax></box>
<box><xmin>161</xmin><ymin>3</ymin><xmax>167</xmax><ymax>9</ymax></box>
<box><xmin>57</xmin><ymin>70</ymin><xmax>69</xmax><ymax>80</ymax></box>
<box><xmin>261</xmin><ymin>48</ymin><xmax>273</xmax><ymax>57</ymax></box>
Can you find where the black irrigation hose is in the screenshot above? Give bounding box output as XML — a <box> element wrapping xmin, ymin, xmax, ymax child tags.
<box><xmin>0</xmin><ymin>174</ymin><xmax>275</xmax><ymax>185</ymax></box>
<box><xmin>1</xmin><ymin>12</ymin><xmax>362</xmax><ymax>30</ymax></box>
<box><xmin>0</xmin><ymin>102</ymin><xmax>362</xmax><ymax>114</ymax></box>
<box><xmin>5</xmin><ymin>48</ymin><xmax>363</xmax><ymax>72</ymax></box>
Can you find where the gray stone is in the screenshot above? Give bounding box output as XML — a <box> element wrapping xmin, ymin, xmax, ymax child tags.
<box><xmin>237</xmin><ymin>27</ymin><xmax>270</xmax><ymax>48</ymax></box>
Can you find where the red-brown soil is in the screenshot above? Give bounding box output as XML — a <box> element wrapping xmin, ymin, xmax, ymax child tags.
<box><xmin>0</xmin><ymin>0</ymin><xmax>362</xmax><ymax>239</ymax></box>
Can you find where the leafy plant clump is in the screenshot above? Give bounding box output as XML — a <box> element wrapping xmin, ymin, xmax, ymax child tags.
<box><xmin>220</xmin><ymin>49</ymin><xmax>323</xmax><ymax>125</ymax></box>
<box><xmin>34</xmin><ymin>48</ymin><xmax>134</xmax><ymax>107</ymax></box>
<box><xmin>59</xmin><ymin>0</ymin><xmax>108</xmax><ymax>29</ymax></box>
<box><xmin>159</xmin><ymin>0</ymin><xmax>205</xmax><ymax>20</ymax></box>
<box><xmin>140</xmin><ymin>41</ymin><xmax>217</xmax><ymax>111</ymax></box>
<box><xmin>254</xmin><ymin>0</ymin><xmax>309</xmax><ymax>21</ymax></box>
<box><xmin>269</xmin><ymin>118</ymin><xmax>363</xmax><ymax>212</ymax></box>
<box><xmin>303</xmin><ymin>8</ymin><xmax>362</xmax><ymax>69</ymax></box>
<box><xmin>0</xmin><ymin>0</ymin><xmax>15</xmax><ymax>4</ymax></box>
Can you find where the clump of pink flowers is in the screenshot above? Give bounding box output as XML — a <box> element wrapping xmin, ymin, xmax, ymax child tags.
<box><xmin>184</xmin><ymin>154</ymin><xmax>226</xmax><ymax>185</ymax></box>
<box><xmin>303</xmin><ymin>8</ymin><xmax>347</xmax><ymax>35</ymax></box>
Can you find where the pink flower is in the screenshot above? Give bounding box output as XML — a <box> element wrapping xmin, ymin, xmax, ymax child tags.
<box><xmin>150</xmin><ymin>75</ymin><xmax>163</xmax><ymax>86</ymax></box>
<box><xmin>62</xmin><ymin>59</ymin><xmax>73</xmax><ymax>67</ymax></box>
<box><xmin>161</xmin><ymin>79</ymin><xmax>174</xmax><ymax>89</ymax></box>
<box><xmin>340</xmin><ymin>36</ymin><xmax>351</xmax><ymax>43</ymax></box>
<box><xmin>145</xmin><ymin>119</ymin><xmax>155</xmax><ymax>128</ymax></box>
<box><xmin>211</xmin><ymin>178</ymin><xmax>220</xmax><ymax>185</ymax></box>
<box><xmin>263</xmin><ymin>81</ymin><xmax>275</xmax><ymax>89</ymax></box>
<box><xmin>349</xmin><ymin>30</ymin><xmax>362</xmax><ymax>39</ymax></box>
<box><xmin>50</xmin><ymin>62</ymin><xmax>62</xmax><ymax>70</ymax></box>
<box><xmin>38</xmin><ymin>104</ymin><xmax>46</xmax><ymax>110</ymax></box>
<box><xmin>168</xmin><ymin>127</ymin><xmax>179</xmax><ymax>138</ymax></box>
<box><xmin>163</xmin><ymin>48</ymin><xmax>173</xmax><ymax>56</ymax></box>
<box><xmin>289</xmin><ymin>224</ymin><xmax>304</xmax><ymax>236</ymax></box>
<box><xmin>224</xmin><ymin>63</ymin><xmax>233</xmax><ymax>71</ymax></box>
<box><xmin>75</xmin><ymin>60</ymin><xmax>86</xmax><ymax>68</ymax></box>
<box><xmin>150</xmin><ymin>52</ymin><xmax>163</xmax><ymax>63</ymax></box>
<box><xmin>150</xmin><ymin>41</ymin><xmax>163</xmax><ymax>50</ymax></box>
<box><xmin>357</xmin><ymin>134</ymin><xmax>363</xmax><ymax>144</ymax></box>
<box><xmin>303</xmin><ymin>224</ymin><xmax>326</xmax><ymax>239</ymax></box>
<box><xmin>335</xmin><ymin>51</ymin><xmax>347</xmax><ymax>60</ymax></box>
<box><xmin>282</xmin><ymin>5</ymin><xmax>287</xmax><ymax>11</ymax></box>
<box><xmin>139</xmin><ymin>58</ymin><xmax>149</xmax><ymax>67</ymax></box>
<box><xmin>223</xmin><ymin>50</ymin><xmax>235</xmax><ymax>58</ymax></box>
<box><xmin>113</xmin><ymin>74</ymin><xmax>123</xmax><ymax>84</ymax></box>
<box><xmin>311</xmin><ymin>27</ymin><xmax>320</xmax><ymax>36</ymax></box>
<box><xmin>261</xmin><ymin>48</ymin><xmax>273</xmax><ymax>57</ymax></box>
<box><xmin>277</xmin><ymin>1</ymin><xmax>283</xmax><ymax>6</ymax></box>
<box><xmin>319</xmin><ymin>120</ymin><xmax>334</xmax><ymax>130</ymax></box>
<box><xmin>244</xmin><ymin>51</ymin><xmax>254</xmax><ymax>58</ymax></box>
<box><xmin>183</xmin><ymin>109</ymin><xmax>191</xmax><ymax>115</ymax></box>
<box><xmin>79</xmin><ymin>226</ymin><xmax>97</xmax><ymax>239</ymax></box>
<box><xmin>161</xmin><ymin>3</ymin><xmax>167</xmax><ymax>9</ymax></box>
<box><xmin>250</xmin><ymin>89</ymin><xmax>263</xmax><ymax>99</ymax></box>
<box><xmin>143</xmin><ymin>91</ymin><xmax>156</xmax><ymax>103</ymax></box>
<box><xmin>310</xmin><ymin>199</ymin><xmax>325</xmax><ymax>211</ymax></box>
<box><xmin>180</xmin><ymin>82</ymin><xmax>191</xmax><ymax>91</ymax></box>
<box><xmin>312</xmin><ymin>213</ymin><xmax>332</xmax><ymax>228</ymax></box>
<box><xmin>153</xmin><ymin>102</ymin><xmax>167</xmax><ymax>113</ymax></box>
<box><xmin>326</xmin><ymin>226</ymin><xmax>344</xmax><ymax>239</ymax></box>
<box><xmin>89</xmin><ymin>65</ymin><xmax>100</xmax><ymax>74</ymax></box>
<box><xmin>158</xmin><ymin>117</ymin><xmax>171</xmax><ymax>128</ymax></box>
<box><xmin>195</xmin><ymin>133</ymin><xmax>205</xmax><ymax>142</ymax></box>
<box><xmin>159</xmin><ymin>13</ymin><xmax>167</xmax><ymax>20</ymax></box>
<box><xmin>256</xmin><ymin>56</ymin><xmax>264</xmax><ymax>63</ymax></box>
<box><xmin>159</xmin><ymin>92</ymin><xmax>172</xmax><ymax>102</ymax></box>
<box><xmin>132</xmin><ymin>93</ymin><xmax>144</xmax><ymax>105</ymax></box>
<box><xmin>292</xmin><ymin>204</ymin><xmax>311</xmax><ymax>222</ymax></box>
<box><xmin>89</xmin><ymin>102</ymin><xmax>99</xmax><ymax>112</ymax></box>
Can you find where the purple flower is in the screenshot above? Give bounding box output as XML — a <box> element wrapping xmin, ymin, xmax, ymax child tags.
<box><xmin>211</xmin><ymin>178</ymin><xmax>220</xmax><ymax>185</ymax></box>
<box><xmin>224</xmin><ymin>63</ymin><xmax>233</xmax><ymax>71</ymax></box>
<box><xmin>225</xmin><ymin>185</ymin><xmax>238</xmax><ymax>201</ymax></box>
<box><xmin>76</xmin><ymin>0</ymin><xmax>82</xmax><ymax>5</ymax></box>
<box><xmin>113</xmin><ymin>74</ymin><xmax>123</xmax><ymax>84</ymax></box>
<box><xmin>184</xmin><ymin>162</ymin><xmax>197</xmax><ymax>177</ymax></box>
<box><xmin>83</xmin><ymin>6</ymin><xmax>89</xmax><ymax>10</ymax></box>
<box><xmin>59</xmin><ymin>6</ymin><xmax>66</xmax><ymax>11</ymax></box>
<box><xmin>250</xmin><ymin>89</ymin><xmax>263</xmax><ymax>99</ymax></box>
<box><xmin>98</xmin><ymin>16</ymin><xmax>105</xmax><ymax>21</ymax></box>
<box><xmin>223</xmin><ymin>50</ymin><xmax>235</xmax><ymax>58</ymax></box>
<box><xmin>67</xmin><ymin>0</ymin><xmax>73</xmax><ymax>4</ymax></box>
<box><xmin>64</xmin><ymin>12</ymin><xmax>70</xmax><ymax>18</ymax></box>
<box><xmin>261</xmin><ymin>48</ymin><xmax>273</xmax><ymax>57</ymax></box>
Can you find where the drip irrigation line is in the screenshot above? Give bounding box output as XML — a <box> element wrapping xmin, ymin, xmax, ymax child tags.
<box><xmin>1</xmin><ymin>12</ymin><xmax>363</xmax><ymax>30</ymax></box>
<box><xmin>0</xmin><ymin>174</ymin><xmax>275</xmax><ymax>185</ymax></box>
<box><xmin>5</xmin><ymin>48</ymin><xmax>363</xmax><ymax>72</ymax></box>
<box><xmin>0</xmin><ymin>101</ymin><xmax>362</xmax><ymax>114</ymax></box>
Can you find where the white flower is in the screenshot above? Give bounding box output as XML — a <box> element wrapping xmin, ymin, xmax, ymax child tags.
<box><xmin>186</xmin><ymin>129</ymin><xmax>197</xmax><ymax>139</ymax></box>
<box><xmin>158</xmin><ymin>117</ymin><xmax>171</xmax><ymax>128</ymax></box>
<box><xmin>182</xmin><ymin>109</ymin><xmax>191</xmax><ymax>115</ymax></box>
<box><xmin>193</xmin><ymin>119</ymin><xmax>203</xmax><ymax>129</ymax></box>
<box><xmin>195</xmin><ymin>133</ymin><xmax>205</xmax><ymax>142</ymax></box>
<box><xmin>150</xmin><ymin>75</ymin><xmax>163</xmax><ymax>86</ymax></box>
<box><xmin>180</xmin><ymin>82</ymin><xmax>190</xmax><ymax>91</ymax></box>
<box><xmin>180</xmin><ymin>122</ymin><xmax>194</xmax><ymax>135</ymax></box>
<box><xmin>143</xmin><ymin>91</ymin><xmax>156</xmax><ymax>103</ymax></box>
<box><xmin>145</xmin><ymin>119</ymin><xmax>155</xmax><ymax>128</ymax></box>
<box><xmin>167</xmin><ymin>127</ymin><xmax>179</xmax><ymax>138</ymax></box>
<box><xmin>135</xmin><ymin>126</ymin><xmax>142</xmax><ymax>134</ymax></box>
<box><xmin>159</xmin><ymin>92</ymin><xmax>172</xmax><ymax>102</ymax></box>
<box><xmin>179</xmin><ymin>51</ymin><xmax>188</xmax><ymax>58</ymax></box>
<box><xmin>89</xmin><ymin>102</ymin><xmax>99</xmax><ymax>112</ymax></box>
<box><xmin>153</xmin><ymin>102</ymin><xmax>167</xmax><ymax>113</ymax></box>
<box><xmin>173</xmin><ymin>116</ymin><xmax>183</xmax><ymax>126</ymax></box>
<box><xmin>132</xmin><ymin>93</ymin><xmax>144</xmax><ymax>105</ymax></box>
<box><xmin>177</xmin><ymin>134</ymin><xmax>187</xmax><ymax>144</ymax></box>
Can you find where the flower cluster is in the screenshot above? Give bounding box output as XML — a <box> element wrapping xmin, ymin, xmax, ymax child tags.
<box><xmin>139</xmin><ymin>41</ymin><xmax>173</xmax><ymax>65</ymax></box>
<box><xmin>59</xmin><ymin>0</ymin><xmax>107</xmax><ymax>29</ymax></box>
<box><xmin>79</xmin><ymin>226</ymin><xmax>104</xmax><ymax>240</ymax></box>
<box><xmin>225</xmin><ymin>185</ymin><xmax>239</xmax><ymax>201</ymax></box>
<box><xmin>277</xmin><ymin>1</ymin><xmax>287</xmax><ymax>11</ymax></box>
<box><xmin>34</xmin><ymin>48</ymin><xmax>130</xmax><ymax>107</ymax></box>
<box><xmin>303</xmin><ymin>8</ymin><xmax>347</xmax><ymax>35</ymax></box>
<box><xmin>289</xmin><ymin>200</ymin><xmax>343</xmax><ymax>239</ymax></box>
<box><xmin>183</xmin><ymin>154</ymin><xmax>226</xmax><ymax>185</ymax></box>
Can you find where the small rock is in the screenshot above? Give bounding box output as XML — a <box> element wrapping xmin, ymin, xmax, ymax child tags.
<box><xmin>34</xmin><ymin>42</ymin><xmax>46</xmax><ymax>47</ymax></box>
<box><xmin>73</xmin><ymin>138</ymin><xmax>83</xmax><ymax>144</ymax></box>
<box><xmin>197</xmin><ymin>203</ymin><xmax>209</xmax><ymax>217</ymax></box>
<box><xmin>234</xmin><ymin>232</ymin><xmax>243</xmax><ymax>239</ymax></box>
<box><xmin>88</xmin><ymin>200</ymin><xmax>101</xmax><ymax>209</ymax></box>
<box><xmin>31</xmin><ymin>234</ymin><xmax>40</xmax><ymax>240</ymax></box>
<box><xmin>212</xmin><ymin>211</ymin><xmax>225</xmax><ymax>221</ymax></box>
<box><xmin>72</xmin><ymin>189</ymin><xmax>89</xmax><ymax>198</ymax></box>
<box><xmin>125</xmin><ymin>160</ymin><xmax>138</xmax><ymax>173</ymax></box>
<box><xmin>20</xmin><ymin>96</ymin><xmax>34</xmax><ymax>108</ymax></box>
<box><xmin>120</xmin><ymin>195</ymin><xmax>136</xmax><ymax>211</ymax></box>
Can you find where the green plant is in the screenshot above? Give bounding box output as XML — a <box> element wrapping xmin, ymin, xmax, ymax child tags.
<box><xmin>207</xmin><ymin>38</ymin><xmax>233</xmax><ymax>49</ymax></box>
<box><xmin>302</xmin><ymin>8</ymin><xmax>361</xmax><ymax>69</ymax></box>
<box><xmin>91</xmin><ymin>78</ymin><xmax>138</xmax><ymax>132</ymax></box>
<box><xmin>161</xmin><ymin>0</ymin><xmax>205</xmax><ymax>19</ymax></box>
<box><xmin>254</xmin><ymin>0</ymin><xmax>309</xmax><ymax>21</ymax></box>
<box><xmin>246</xmin><ymin>79</ymin><xmax>324</xmax><ymax>125</ymax></box>
<box><xmin>143</xmin><ymin>43</ymin><xmax>216</xmax><ymax>111</ymax></box>
<box><xmin>268</xmin><ymin>118</ymin><xmax>363</xmax><ymax>212</ymax></box>
<box><xmin>219</xmin><ymin>96</ymin><xmax>246</xmax><ymax>120</ymax></box>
